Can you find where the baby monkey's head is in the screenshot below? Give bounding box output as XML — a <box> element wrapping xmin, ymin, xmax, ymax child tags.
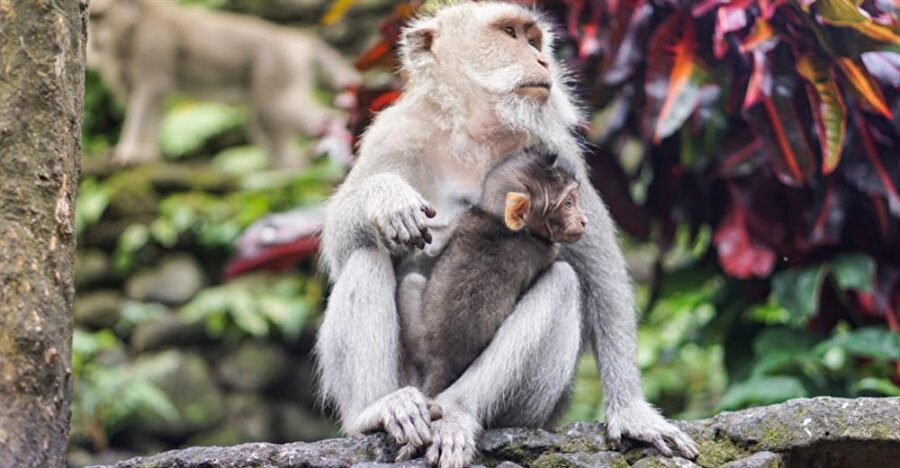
<box><xmin>482</xmin><ymin>149</ymin><xmax>587</xmax><ymax>243</ymax></box>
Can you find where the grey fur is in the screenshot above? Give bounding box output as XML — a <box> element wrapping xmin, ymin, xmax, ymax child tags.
<box><xmin>402</xmin><ymin>149</ymin><xmax>584</xmax><ymax>397</ymax></box>
<box><xmin>315</xmin><ymin>3</ymin><xmax>698</xmax><ymax>468</ymax></box>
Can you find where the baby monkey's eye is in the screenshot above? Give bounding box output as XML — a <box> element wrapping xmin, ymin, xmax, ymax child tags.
<box><xmin>564</xmin><ymin>196</ymin><xmax>573</xmax><ymax>208</ymax></box>
<box><xmin>528</xmin><ymin>38</ymin><xmax>538</xmax><ymax>48</ymax></box>
<box><xmin>503</xmin><ymin>26</ymin><xmax>517</xmax><ymax>38</ymax></box>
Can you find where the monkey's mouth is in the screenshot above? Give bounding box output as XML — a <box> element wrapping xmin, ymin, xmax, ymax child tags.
<box><xmin>517</xmin><ymin>81</ymin><xmax>551</xmax><ymax>91</ymax></box>
<box><xmin>516</xmin><ymin>81</ymin><xmax>552</xmax><ymax>101</ymax></box>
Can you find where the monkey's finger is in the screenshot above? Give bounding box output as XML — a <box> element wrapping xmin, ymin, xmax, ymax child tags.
<box><xmin>421</xmin><ymin>227</ymin><xmax>432</xmax><ymax>244</ymax></box>
<box><xmin>670</xmin><ymin>432</ymin><xmax>698</xmax><ymax>459</ymax></box>
<box><xmin>425</xmin><ymin>436</ymin><xmax>442</xmax><ymax>466</ymax></box>
<box><xmin>392</xmin><ymin>218</ymin><xmax>413</xmax><ymax>244</ymax></box>
<box><xmin>400</xmin><ymin>212</ymin><xmax>427</xmax><ymax>249</ymax></box>
<box><xmin>397</xmin><ymin>411</ymin><xmax>424</xmax><ymax>447</ymax></box>
<box><xmin>395</xmin><ymin>442</ymin><xmax>418</xmax><ymax>462</ymax></box>
<box><xmin>422</xmin><ymin>205</ymin><xmax>436</xmax><ymax>218</ymax></box>
<box><xmin>411</xmin><ymin>415</ymin><xmax>432</xmax><ymax>445</ymax></box>
<box><xmin>384</xmin><ymin>416</ymin><xmax>406</xmax><ymax>444</ymax></box>
<box><xmin>650</xmin><ymin>435</ymin><xmax>673</xmax><ymax>457</ymax></box>
<box><xmin>427</xmin><ymin>401</ymin><xmax>443</xmax><ymax>420</ymax></box>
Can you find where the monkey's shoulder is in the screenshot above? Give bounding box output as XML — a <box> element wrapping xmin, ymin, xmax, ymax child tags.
<box><xmin>449</xmin><ymin>210</ymin><xmax>557</xmax><ymax>266</ymax></box>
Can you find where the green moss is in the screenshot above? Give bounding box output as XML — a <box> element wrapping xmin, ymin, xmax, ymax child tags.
<box><xmin>761</xmin><ymin>425</ymin><xmax>793</xmax><ymax>447</ymax></box>
<box><xmin>532</xmin><ymin>453</ymin><xmax>571</xmax><ymax>468</ymax></box>
<box><xmin>695</xmin><ymin>438</ymin><xmax>750</xmax><ymax>467</ymax></box>
<box><xmin>558</xmin><ymin>436</ymin><xmax>607</xmax><ymax>454</ymax></box>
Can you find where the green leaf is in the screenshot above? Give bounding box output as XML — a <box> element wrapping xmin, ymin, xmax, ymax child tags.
<box><xmin>717</xmin><ymin>376</ymin><xmax>808</xmax><ymax>411</ymax></box>
<box><xmin>815</xmin><ymin>0</ymin><xmax>900</xmax><ymax>44</ymax></box>
<box><xmin>771</xmin><ymin>264</ymin><xmax>826</xmax><ymax>324</ymax></box>
<box><xmin>160</xmin><ymin>101</ymin><xmax>244</xmax><ymax>157</ymax></box>
<box><xmin>795</xmin><ymin>53</ymin><xmax>846</xmax><ymax>174</ymax></box>
<box><xmin>815</xmin><ymin>327</ymin><xmax>900</xmax><ymax>360</ymax></box>
<box><xmin>829</xmin><ymin>253</ymin><xmax>875</xmax><ymax>292</ymax></box>
<box><xmin>75</xmin><ymin>178</ymin><xmax>110</xmax><ymax>234</ymax></box>
<box><xmin>211</xmin><ymin>145</ymin><xmax>269</xmax><ymax>174</ymax></box>
<box><xmin>851</xmin><ymin>377</ymin><xmax>900</xmax><ymax>396</ymax></box>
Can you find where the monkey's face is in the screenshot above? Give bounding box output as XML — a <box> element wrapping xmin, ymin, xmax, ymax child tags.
<box><xmin>87</xmin><ymin>0</ymin><xmax>140</xmax><ymax>68</ymax></box>
<box><xmin>541</xmin><ymin>185</ymin><xmax>587</xmax><ymax>243</ymax></box>
<box><xmin>438</xmin><ymin>5</ymin><xmax>553</xmax><ymax>103</ymax></box>
<box><xmin>401</xmin><ymin>3</ymin><xmax>556</xmax><ymax>105</ymax></box>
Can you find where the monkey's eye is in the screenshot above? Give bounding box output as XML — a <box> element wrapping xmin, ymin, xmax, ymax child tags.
<box><xmin>503</xmin><ymin>26</ymin><xmax>517</xmax><ymax>38</ymax></box>
<box><xmin>528</xmin><ymin>38</ymin><xmax>538</xmax><ymax>48</ymax></box>
<box><xmin>564</xmin><ymin>196</ymin><xmax>573</xmax><ymax>208</ymax></box>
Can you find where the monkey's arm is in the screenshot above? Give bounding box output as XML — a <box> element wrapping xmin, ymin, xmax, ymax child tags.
<box><xmin>321</xmin><ymin>171</ymin><xmax>433</xmax><ymax>274</ymax></box>
<box><xmin>560</xmin><ymin>169</ymin><xmax>698</xmax><ymax>459</ymax></box>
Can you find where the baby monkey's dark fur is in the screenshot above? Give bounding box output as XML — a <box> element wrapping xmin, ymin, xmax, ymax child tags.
<box><xmin>405</xmin><ymin>149</ymin><xmax>588</xmax><ymax>397</ymax></box>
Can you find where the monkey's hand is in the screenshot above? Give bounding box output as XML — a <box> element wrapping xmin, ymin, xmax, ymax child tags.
<box><xmin>363</xmin><ymin>175</ymin><xmax>436</xmax><ymax>250</ymax></box>
<box><xmin>425</xmin><ymin>403</ymin><xmax>480</xmax><ymax>468</ymax></box>
<box><xmin>606</xmin><ymin>399</ymin><xmax>698</xmax><ymax>459</ymax></box>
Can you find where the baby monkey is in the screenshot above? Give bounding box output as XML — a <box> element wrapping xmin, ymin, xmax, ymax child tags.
<box><xmin>400</xmin><ymin>149</ymin><xmax>588</xmax><ymax>398</ymax></box>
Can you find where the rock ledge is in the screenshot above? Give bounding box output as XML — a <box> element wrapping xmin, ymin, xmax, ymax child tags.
<box><xmin>101</xmin><ymin>397</ymin><xmax>900</xmax><ymax>468</ymax></box>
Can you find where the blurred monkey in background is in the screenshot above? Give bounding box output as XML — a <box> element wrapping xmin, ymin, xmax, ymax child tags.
<box><xmin>316</xmin><ymin>2</ymin><xmax>698</xmax><ymax>468</ymax></box>
<box><xmin>87</xmin><ymin>0</ymin><xmax>361</xmax><ymax>168</ymax></box>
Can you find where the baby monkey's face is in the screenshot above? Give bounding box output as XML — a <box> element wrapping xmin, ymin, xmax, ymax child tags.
<box><xmin>530</xmin><ymin>182</ymin><xmax>587</xmax><ymax>243</ymax></box>
<box><xmin>504</xmin><ymin>180</ymin><xmax>588</xmax><ymax>243</ymax></box>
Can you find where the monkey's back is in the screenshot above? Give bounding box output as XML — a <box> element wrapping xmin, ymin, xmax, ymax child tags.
<box><xmin>418</xmin><ymin>209</ymin><xmax>557</xmax><ymax>395</ymax></box>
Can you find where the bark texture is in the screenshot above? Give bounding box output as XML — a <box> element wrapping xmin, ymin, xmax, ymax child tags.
<box><xmin>0</xmin><ymin>0</ymin><xmax>86</xmax><ymax>466</ymax></box>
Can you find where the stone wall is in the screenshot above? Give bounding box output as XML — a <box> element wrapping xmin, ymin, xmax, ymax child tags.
<box><xmin>100</xmin><ymin>397</ymin><xmax>900</xmax><ymax>468</ymax></box>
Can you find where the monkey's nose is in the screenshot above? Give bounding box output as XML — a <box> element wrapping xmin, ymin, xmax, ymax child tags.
<box><xmin>579</xmin><ymin>217</ymin><xmax>587</xmax><ymax>228</ymax></box>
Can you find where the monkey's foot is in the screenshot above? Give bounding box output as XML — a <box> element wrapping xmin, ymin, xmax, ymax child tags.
<box><xmin>606</xmin><ymin>399</ymin><xmax>699</xmax><ymax>459</ymax></box>
<box><xmin>425</xmin><ymin>407</ymin><xmax>479</xmax><ymax>468</ymax></box>
<box><xmin>351</xmin><ymin>386</ymin><xmax>434</xmax><ymax>451</ymax></box>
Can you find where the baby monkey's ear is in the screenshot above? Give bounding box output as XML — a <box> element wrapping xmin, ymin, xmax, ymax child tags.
<box><xmin>504</xmin><ymin>192</ymin><xmax>530</xmax><ymax>231</ymax></box>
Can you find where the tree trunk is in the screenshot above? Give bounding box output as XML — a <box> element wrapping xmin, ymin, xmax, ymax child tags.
<box><xmin>0</xmin><ymin>1</ymin><xmax>86</xmax><ymax>466</ymax></box>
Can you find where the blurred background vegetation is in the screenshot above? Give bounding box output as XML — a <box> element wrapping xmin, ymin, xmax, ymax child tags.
<box><xmin>70</xmin><ymin>0</ymin><xmax>900</xmax><ymax>466</ymax></box>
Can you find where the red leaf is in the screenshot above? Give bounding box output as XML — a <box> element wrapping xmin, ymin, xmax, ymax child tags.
<box><xmin>740</xmin><ymin>19</ymin><xmax>779</xmax><ymax>110</ymax></box>
<box><xmin>837</xmin><ymin>57</ymin><xmax>893</xmax><ymax>117</ymax></box>
<box><xmin>645</xmin><ymin>13</ymin><xmax>706</xmax><ymax>143</ymax></box>
<box><xmin>743</xmin><ymin>47</ymin><xmax>817</xmax><ymax>186</ymax></box>
<box><xmin>854</xmin><ymin>108</ymin><xmax>900</xmax><ymax>216</ymax></box>
<box><xmin>795</xmin><ymin>53</ymin><xmax>847</xmax><ymax>174</ymax></box>
<box><xmin>714</xmin><ymin>200</ymin><xmax>777</xmax><ymax>278</ymax></box>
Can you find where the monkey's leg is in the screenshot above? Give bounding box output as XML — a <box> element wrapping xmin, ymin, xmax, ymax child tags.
<box><xmin>426</xmin><ymin>262</ymin><xmax>582</xmax><ymax>468</ymax></box>
<box><xmin>566</xmin><ymin>184</ymin><xmax>698</xmax><ymax>459</ymax></box>
<box><xmin>314</xmin><ymin>247</ymin><xmax>435</xmax><ymax>449</ymax></box>
<box><xmin>113</xmin><ymin>83</ymin><xmax>167</xmax><ymax>164</ymax></box>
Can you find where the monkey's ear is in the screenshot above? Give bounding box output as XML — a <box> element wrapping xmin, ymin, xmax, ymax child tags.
<box><xmin>504</xmin><ymin>192</ymin><xmax>530</xmax><ymax>231</ymax></box>
<box><xmin>399</xmin><ymin>20</ymin><xmax>437</xmax><ymax>70</ymax></box>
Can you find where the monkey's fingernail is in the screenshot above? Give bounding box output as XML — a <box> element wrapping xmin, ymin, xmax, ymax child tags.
<box><xmin>423</xmin><ymin>206</ymin><xmax>436</xmax><ymax>218</ymax></box>
<box><xmin>415</xmin><ymin>238</ymin><xmax>425</xmax><ymax>249</ymax></box>
<box><xmin>422</xmin><ymin>229</ymin><xmax>432</xmax><ymax>243</ymax></box>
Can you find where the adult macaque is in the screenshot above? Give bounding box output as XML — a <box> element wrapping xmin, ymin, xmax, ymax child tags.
<box><xmin>87</xmin><ymin>0</ymin><xmax>361</xmax><ymax>168</ymax></box>
<box><xmin>401</xmin><ymin>149</ymin><xmax>587</xmax><ymax>400</ymax></box>
<box><xmin>316</xmin><ymin>2</ymin><xmax>698</xmax><ymax>468</ymax></box>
